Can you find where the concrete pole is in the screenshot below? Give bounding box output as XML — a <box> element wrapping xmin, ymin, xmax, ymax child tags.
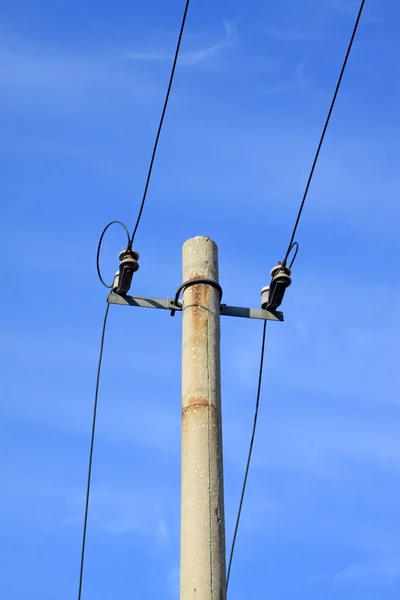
<box><xmin>180</xmin><ymin>236</ymin><xmax>226</xmax><ymax>600</ymax></box>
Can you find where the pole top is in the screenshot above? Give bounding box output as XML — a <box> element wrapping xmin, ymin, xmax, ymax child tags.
<box><xmin>182</xmin><ymin>237</ymin><xmax>219</xmax><ymax>282</ymax></box>
<box><xmin>183</xmin><ymin>235</ymin><xmax>217</xmax><ymax>247</ymax></box>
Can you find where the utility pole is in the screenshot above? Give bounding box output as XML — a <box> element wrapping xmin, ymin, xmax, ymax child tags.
<box><xmin>108</xmin><ymin>236</ymin><xmax>284</xmax><ymax>597</ymax></box>
<box><xmin>180</xmin><ymin>236</ymin><xmax>226</xmax><ymax>600</ymax></box>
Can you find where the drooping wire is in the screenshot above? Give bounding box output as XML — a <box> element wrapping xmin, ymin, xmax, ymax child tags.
<box><xmin>226</xmin><ymin>321</ymin><xmax>267</xmax><ymax>591</ymax></box>
<box><xmin>283</xmin><ymin>0</ymin><xmax>366</xmax><ymax>264</ymax></box>
<box><xmin>77</xmin><ymin>303</ymin><xmax>110</xmax><ymax>600</ymax></box>
<box><xmin>96</xmin><ymin>221</ymin><xmax>131</xmax><ymax>288</ymax></box>
<box><xmin>230</xmin><ymin>5</ymin><xmax>367</xmax><ymax>589</ymax></box>
<box><xmin>81</xmin><ymin>4</ymin><xmax>192</xmax><ymax>597</ymax></box>
<box><xmin>130</xmin><ymin>0</ymin><xmax>191</xmax><ymax>243</ymax></box>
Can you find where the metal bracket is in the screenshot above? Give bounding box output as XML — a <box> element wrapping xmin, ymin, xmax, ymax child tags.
<box><xmin>107</xmin><ymin>293</ymin><xmax>283</xmax><ymax>321</ymax></box>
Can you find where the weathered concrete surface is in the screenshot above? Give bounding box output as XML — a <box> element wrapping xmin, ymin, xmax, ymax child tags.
<box><xmin>181</xmin><ymin>236</ymin><xmax>226</xmax><ymax>600</ymax></box>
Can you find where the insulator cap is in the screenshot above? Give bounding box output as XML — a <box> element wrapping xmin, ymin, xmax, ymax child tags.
<box><xmin>270</xmin><ymin>262</ymin><xmax>291</xmax><ymax>279</ymax></box>
<box><xmin>115</xmin><ymin>248</ymin><xmax>140</xmax><ymax>296</ymax></box>
<box><xmin>119</xmin><ymin>249</ymin><xmax>139</xmax><ymax>262</ymax></box>
<box><xmin>262</xmin><ymin>262</ymin><xmax>292</xmax><ymax>311</ymax></box>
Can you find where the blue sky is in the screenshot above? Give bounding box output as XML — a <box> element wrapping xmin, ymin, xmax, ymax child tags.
<box><xmin>1</xmin><ymin>0</ymin><xmax>400</xmax><ymax>598</ymax></box>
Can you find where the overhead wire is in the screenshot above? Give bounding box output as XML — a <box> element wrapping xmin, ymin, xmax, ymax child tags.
<box><xmin>78</xmin><ymin>2</ymin><xmax>192</xmax><ymax>598</ymax></box>
<box><xmin>77</xmin><ymin>303</ymin><xmax>110</xmax><ymax>600</ymax></box>
<box><xmin>283</xmin><ymin>0</ymin><xmax>366</xmax><ymax>264</ymax></box>
<box><xmin>227</xmin><ymin>0</ymin><xmax>367</xmax><ymax>589</ymax></box>
<box><xmin>130</xmin><ymin>0</ymin><xmax>192</xmax><ymax>243</ymax></box>
<box><xmin>226</xmin><ymin>321</ymin><xmax>267</xmax><ymax>591</ymax></box>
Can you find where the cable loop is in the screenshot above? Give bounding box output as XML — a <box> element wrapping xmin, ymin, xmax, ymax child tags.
<box><xmin>287</xmin><ymin>241</ymin><xmax>299</xmax><ymax>269</ymax></box>
<box><xmin>171</xmin><ymin>277</ymin><xmax>223</xmax><ymax>316</ymax></box>
<box><xmin>96</xmin><ymin>221</ymin><xmax>131</xmax><ymax>289</ymax></box>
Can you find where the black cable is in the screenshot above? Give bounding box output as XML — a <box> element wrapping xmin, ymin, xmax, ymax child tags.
<box><xmin>86</xmin><ymin>5</ymin><xmax>191</xmax><ymax>594</ymax></box>
<box><xmin>96</xmin><ymin>221</ymin><xmax>131</xmax><ymax>288</ymax></box>
<box><xmin>130</xmin><ymin>0</ymin><xmax>191</xmax><ymax>243</ymax></box>
<box><xmin>226</xmin><ymin>320</ymin><xmax>267</xmax><ymax>591</ymax></box>
<box><xmin>170</xmin><ymin>277</ymin><xmax>223</xmax><ymax>316</ymax></box>
<box><xmin>77</xmin><ymin>303</ymin><xmax>110</xmax><ymax>600</ymax></box>
<box><xmin>85</xmin><ymin>6</ymin><xmax>191</xmax><ymax>596</ymax></box>
<box><xmin>283</xmin><ymin>0</ymin><xmax>366</xmax><ymax>264</ymax></box>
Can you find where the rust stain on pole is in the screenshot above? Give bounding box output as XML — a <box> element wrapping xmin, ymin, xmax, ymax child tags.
<box><xmin>180</xmin><ymin>236</ymin><xmax>226</xmax><ymax>600</ymax></box>
<box><xmin>182</xmin><ymin>396</ymin><xmax>213</xmax><ymax>411</ymax></box>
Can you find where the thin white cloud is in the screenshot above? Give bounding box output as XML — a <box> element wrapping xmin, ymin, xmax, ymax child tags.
<box><xmin>125</xmin><ymin>42</ymin><xmax>229</xmax><ymax>67</ymax></box>
<box><xmin>263</xmin><ymin>1</ymin><xmax>379</xmax><ymax>45</ymax></box>
<box><xmin>264</xmin><ymin>25</ymin><xmax>324</xmax><ymax>44</ymax></box>
<box><xmin>0</xmin><ymin>35</ymin><xmax>155</xmax><ymax>114</ymax></box>
<box><xmin>336</xmin><ymin>555</ymin><xmax>400</xmax><ymax>584</ymax></box>
<box><xmin>179</xmin><ymin>42</ymin><xmax>226</xmax><ymax>67</ymax></box>
<box><xmin>123</xmin><ymin>50</ymin><xmax>170</xmax><ymax>63</ymax></box>
<box><xmin>124</xmin><ymin>19</ymin><xmax>237</xmax><ymax>67</ymax></box>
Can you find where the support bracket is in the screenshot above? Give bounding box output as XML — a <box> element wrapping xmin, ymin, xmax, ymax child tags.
<box><xmin>107</xmin><ymin>293</ymin><xmax>283</xmax><ymax>322</ymax></box>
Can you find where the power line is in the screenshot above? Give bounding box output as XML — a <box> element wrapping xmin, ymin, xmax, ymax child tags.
<box><xmin>227</xmin><ymin>1</ymin><xmax>367</xmax><ymax>587</ymax></box>
<box><xmin>130</xmin><ymin>0</ymin><xmax>192</xmax><ymax>243</ymax></box>
<box><xmin>283</xmin><ymin>0</ymin><xmax>366</xmax><ymax>264</ymax></box>
<box><xmin>77</xmin><ymin>303</ymin><xmax>110</xmax><ymax>600</ymax></box>
<box><xmin>97</xmin><ymin>0</ymin><xmax>191</xmax><ymax>283</ymax></box>
<box><xmin>226</xmin><ymin>321</ymin><xmax>267</xmax><ymax>591</ymax></box>
<box><xmin>78</xmin><ymin>3</ymin><xmax>192</xmax><ymax>597</ymax></box>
